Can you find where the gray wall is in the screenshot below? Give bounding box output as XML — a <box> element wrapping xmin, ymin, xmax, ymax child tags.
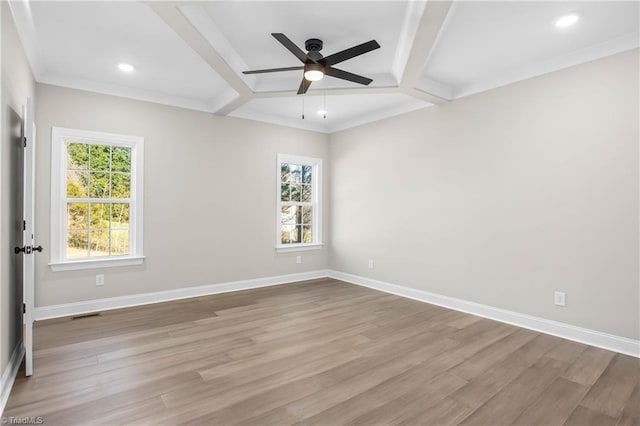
<box><xmin>27</xmin><ymin>40</ymin><xmax>640</xmax><ymax>344</ymax></box>
<box><xmin>330</xmin><ymin>49</ymin><xmax>639</xmax><ymax>340</ymax></box>
<box><xmin>35</xmin><ymin>84</ymin><xmax>330</xmax><ymax>307</ymax></box>
<box><xmin>1</xmin><ymin>2</ymin><xmax>36</xmax><ymax>375</ymax></box>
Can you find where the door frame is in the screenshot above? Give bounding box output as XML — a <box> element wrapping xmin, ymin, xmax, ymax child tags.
<box><xmin>22</xmin><ymin>98</ymin><xmax>35</xmax><ymax>377</ymax></box>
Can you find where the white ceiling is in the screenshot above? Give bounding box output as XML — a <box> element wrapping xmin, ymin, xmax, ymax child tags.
<box><xmin>231</xmin><ymin>93</ymin><xmax>429</xmax><ymax>133</ymax></box>
<box><xmin>421</xmin><ymin>1</ymin><xmax>640</xmax><ymax>99</ymax></box>
<box><xmin>16</xmin><ymin>1</ymin><xmax>232</xmax><ymax>112</ymax></box>
<box><xmin>9</xmin><ymin>1</ymin><xmax>639</xmax><ymax>134</ymax></box>
<box><xmin>181</xmin><ymin>2</ymin><xmax>406</xmax><ymax>92</ymax></box>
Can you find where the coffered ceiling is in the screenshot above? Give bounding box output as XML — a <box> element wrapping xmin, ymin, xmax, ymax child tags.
<box><xmin>9</xmin><ymin>1</ymin><xmax>639</xmax><ymax>133</ymax></box>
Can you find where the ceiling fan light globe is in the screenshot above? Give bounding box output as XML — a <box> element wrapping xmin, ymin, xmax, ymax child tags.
<box><xmin>555</xmin><ymin>14</ymin><xmax>579</xmax><ymax>28</ymax></box>
<box><xmin>117</xmin><ymin>63</ymin><xmax>135</xmax><ymax>73</ymax></box>
<box><xmin>304</xmin><ymin>70</ymin><xmax>324</xmax><ymax>81</ymax></box>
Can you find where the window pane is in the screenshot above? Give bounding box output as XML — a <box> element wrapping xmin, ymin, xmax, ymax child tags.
<box><xmin>282</xmin><ymin>206</ymin><xmax>303</xmax><ymax>225</ymax></box>
<box><xmin>293</xmin><ymin>224</ymin><xmax>302</xmax><ymax>243</ymax></box>
<box><xmin>66</xmin><ymin>170</ymin><xmax>89</xmax><ymax>197</ymax></box>
<box><xmin>291</xmin><ymin>184</ymin><xmax>302</xmax><ymax>202</ymax></box>
<box><xmin>67</xmin><ymin>143</ymin><xmax>89</xmax><ymax>170</ymax></box>
<box><xmin>112</xmin><ymin>147</ymin><xmax>131</xmax><ymax>172</ymax></box>
<box><xmin>90</xmin><ymin>172</ymin><xmax>110</xmax><ymax>198</ymax></box>
<box><xmin>281</xmin><ymin>206</ymin><xmax>294</xmax><ymax>224</ymax></box>
<box><xmin>111</xmin><ymin>203</ymin><xmax>130</xmax><ymax>227</ymax></box>
<box><xmin>67</xmin><ymin>230</ymin><xmax>88</xmax><ymax>259</ymax></box>
<box><xmin>302</xmin><ymin>184</ymin><xmax>312</xmax><ymax>202</ymax></box>
<box><xmin>302</xmin><ymin>165</ymin><xmax>312</xmax><ymax>183</ymax></box>
<box><xmin>292</xmin><ymin>206</ymin><xmax>303</xmax><ymax>225</ymax></box>
<box><xmin>281</xmin><ymin>225</ymin><xmax>294</xmax><ymax>244</ymax></box>
<box><xmin>302</xmin><ymin>206</ymin><xmax>312</xmax><ymax>225</ymax></box>
<box><xmin>110</xmin><ymin>229</ymin><xmax>129</xmax><ymax>255</ymax></box>
<box><xmin>112</xmin><ymin>173</ymin><xmax>131</xmax><ymax>198</ymax></box>
<box><xmin>281</xmin><ymin>183</ymin><xmax>290</xmax><ymax>202</ymax></box>
<box><xmin>290</xmin><ymin>164</ymin><xmax>302</xmax><ymax>183</ymax></box>
<box><xmin>303</xmin><ymin>225</ymin><xmax>312</xmax><ymax>243</ymax></box>
<box><xmin>90</xmin><ymin>203</ymin><xmax>110</xmax><ymax>229</ymax></box>
<box><xmin>89</xmin><ymin>230</ymin><xmax>110</xmax><ymax>257</ymax></box>
<box><xmin>281</xmin><ymin>163</ymin><xmax>291</xmax><ymax>183</ymax></box>
<box><xmin>67</xmin><ymin>203</ymin><xmax>88</xmax><ymax>230</ymax></box>
<box><xmin>89</xmin><ymin>144</ymin><xmax>110</xmax><ymax>171</ymax></box>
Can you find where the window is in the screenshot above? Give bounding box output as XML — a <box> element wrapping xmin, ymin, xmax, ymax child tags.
<box><xmin>50</xmin><ymin>127</ymin><xmax>144</xmax><ymax>271</ymax></box>
<box><xmin>277</xmin><ymin>154</ymin><xmax>322</xmax><ymax>251</ymax></box>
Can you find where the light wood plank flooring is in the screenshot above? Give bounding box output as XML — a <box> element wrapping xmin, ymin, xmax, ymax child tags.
<box><xmin>5</xmin><ymin>278</ymin><xmax>639</xmax><ymax>425</ymax></box>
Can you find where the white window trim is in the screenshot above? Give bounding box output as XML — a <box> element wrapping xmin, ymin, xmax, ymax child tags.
<box><xmin>276</xmin><ymin>244</ymin><xmax>323</xmax><ymax>253</ymax></box>
<box><xmin>49</xmin><ymin>127</ymin><xmax>144</xmax><ymax>271</ymax></box>
<box><xmin>276</xmin><ymin>153</ymin><xmax>323</xmax><ymax>252</ymax></box>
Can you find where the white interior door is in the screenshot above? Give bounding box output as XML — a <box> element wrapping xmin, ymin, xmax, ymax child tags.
<box><xmin>22</xmin><ymin>97</ymin><xmax>36</xmax><ymax>376</ymax></box>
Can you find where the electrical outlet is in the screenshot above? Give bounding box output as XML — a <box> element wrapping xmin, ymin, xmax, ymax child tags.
<box><xmin>554</xmin><ymin>291</ymin><xmax>566</xmax><ymax>307</ymax></box>
<box><xmin>368</xmin><ymin>259</ymin><xmax>374</xmax><ymax>269</ymax></box>
<box><xmin>95</xmin><ymin>274</ymin><xmax>104</xmax><ymax>287</ymax></box>
<box><xmin>296</xmin><ymin>256</ymin><xmax>302</xmax><ymax>264</ymax></box>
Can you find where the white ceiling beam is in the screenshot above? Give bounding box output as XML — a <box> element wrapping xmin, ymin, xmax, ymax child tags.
<box><xmin>391</xmin><ymin>1</ymin><xmax>428</xmax><ymax>84</ymax></box>
<box><xmin>146</xmin><ymin>1</ymin><xmax>252</xmax><ymax>115</ymax></box>
<box><xmin>407</xmin><ymin>87</ymin><xmax>448</xmax><ymax>104</ymax></box>
<box><xmin>216</xmin><ymin>95</ymin><xmax>254</xmax><ymax>116</ymax></box>
<box><xmin>399</xmin><ymin>0</ymin><xmax>454</xmax><ymax>105</ymax></box>
<box><xmin>149</xmin><ymin>1</ymin><xmax>451</xmax><ymax>116</ymax></box>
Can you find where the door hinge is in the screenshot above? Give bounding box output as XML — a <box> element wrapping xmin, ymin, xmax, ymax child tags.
<box><xmin>23</xmin><ymin>303</ymin><xmax>26</xmax><ymax>314</ymax></box>
<box><xmin>23</xmin><ymin>220</ymin><xmax>26</xmax><ymax>231</ymax></box>
<box><xmin>23</xmin><ymin>137</ymin><xmax>27</xmax><ymax>148</ymax></box>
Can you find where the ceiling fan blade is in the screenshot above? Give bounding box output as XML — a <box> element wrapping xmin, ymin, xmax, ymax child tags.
<box><xmin>297</xmin><ymin>77</ymin><xmax>312</xmax><ymax>95</ymax></box>
<box><xmin>243</xmin><ymin>66</ymin><xmax>304</xmax><ymax>75</ymax></box>
<box><xmin>272</xmin><ymin>33</ymin><xmax>312</xmax><ymax>64</ymax></box>
<box><xmin>325</xmin><ymin>67</ymin><xmax>373</xmax><ymax>85</ymax></box>
<box><xmin>322</xmin><ymin>40</ymin><xmax>380</xmax><ymax>66</ymax></box>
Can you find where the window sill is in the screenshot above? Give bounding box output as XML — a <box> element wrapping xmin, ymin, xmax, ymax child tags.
<box><xmin>276</xmin><ymin>244</ymin><xmax>324</xmax><ymax>253</ymax></box>
<box><xmin>49</xmin><ymin>256</ymin><xmax>145</xmax><ymax>272</ymax></box>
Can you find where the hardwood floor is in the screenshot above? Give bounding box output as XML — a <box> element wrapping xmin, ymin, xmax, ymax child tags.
<box><xmin>4</xmin><ymin>278</ymin><xmax>639</xmax><ymax>425</ymax></box>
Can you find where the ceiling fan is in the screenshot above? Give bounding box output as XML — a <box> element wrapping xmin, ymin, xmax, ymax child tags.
<box><xmin>243</xmin><ymin>33</ymin><xmax>381</xmax><ymax>95</ymax></box>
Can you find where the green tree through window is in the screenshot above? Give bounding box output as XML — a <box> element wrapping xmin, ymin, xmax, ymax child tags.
<box><xmin>66</xmin><ymin>142</ymin><xmax>131</xmax><ymax>258</ymax></box>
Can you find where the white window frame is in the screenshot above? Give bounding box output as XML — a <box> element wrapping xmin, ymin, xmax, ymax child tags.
<box><xmin>49</xmin><ymin>127</ymin><xmax>144</xmax><ymax>271</ymax></box>
<box><xmin>276</xmin><ymin>153</ymin><xmax>323</xmax><ymax>252</ymax></box>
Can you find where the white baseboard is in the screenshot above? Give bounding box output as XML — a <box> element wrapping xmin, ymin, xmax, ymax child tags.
<box><xmin>328</xmin><ymin>270</ymin><xmax>640</xmax><ymax>358</ymax></box>
<box><xmin>0</xmin><ymin>341</ymin><xmax>24</xmax><ymax>417</ymax></box>
<box><xmin>34</xmin><ymin>270</ymin><xmax>331</xmax><ymax>321</ymax></box>
<box><xmin>32</xmin><ymin>268</ymin><xmax>639</xmax><ymax>358</ymax></box>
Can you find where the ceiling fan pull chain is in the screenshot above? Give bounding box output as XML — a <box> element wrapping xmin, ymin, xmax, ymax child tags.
<box><xmin>301</xmin><ymin>95</ymin><xmax>305</xmax><ymax>120</ymax></box>
<box><xmin>323</xmin><ymin>91</ymin><xmax>327</xmax><ymax>119</ymax></box>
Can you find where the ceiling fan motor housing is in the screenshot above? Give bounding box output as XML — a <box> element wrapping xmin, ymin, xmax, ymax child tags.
<box><xmin>305</xmin><ymin>38</ymin><xmax>323</xmax><ymax>52</ymax></box>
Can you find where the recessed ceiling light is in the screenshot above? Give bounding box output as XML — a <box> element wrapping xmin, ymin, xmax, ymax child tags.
<box><xmin>555</xmin><ymin>14</ymin><xmax>579</xmax><ymax>28</ymax></box>
<box><xmin>118</xmin><ymin>63</ymin><xmax>135</xmax><ymax>73</ymax></box>
<box><xmin>317</xmin><ymin>109</ymin><xmax>328</xmax><ymax>116</ymax></box>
